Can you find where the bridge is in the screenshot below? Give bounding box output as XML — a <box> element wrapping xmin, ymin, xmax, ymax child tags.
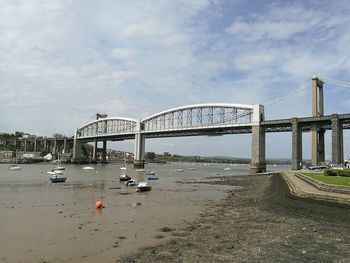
<box><xmin>72</xmin><ymin>76</ymin><xmax>350</xmax><ymax>174</ymax></box>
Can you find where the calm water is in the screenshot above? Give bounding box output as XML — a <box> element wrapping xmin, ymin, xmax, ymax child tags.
<box><xmin>0</xmin><ymin>162</ymin><xmax>288</xmax><ymax>262</ymax></box>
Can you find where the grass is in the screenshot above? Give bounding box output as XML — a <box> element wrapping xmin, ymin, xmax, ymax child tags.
<box><xmin>302</xmin><ymin>172</ymin><xmax>350</xmax><ymax>187</ymax></box>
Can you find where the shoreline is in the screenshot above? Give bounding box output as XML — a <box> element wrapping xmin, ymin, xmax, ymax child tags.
<box><xmin>118</xmin><ymin>173</ymin><xmax>350</xmax><ymax>262</ymax></box>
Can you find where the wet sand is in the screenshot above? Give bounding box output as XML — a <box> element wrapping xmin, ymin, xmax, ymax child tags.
<box><xmin>118</xmin><ymin>174</ymin><xmax>350</xmax><ymax>262</ymax></box>
<box><xmin>0</xmin><ymin>163</ymin><xmax>237</xmax><ymax>263</ymax></box>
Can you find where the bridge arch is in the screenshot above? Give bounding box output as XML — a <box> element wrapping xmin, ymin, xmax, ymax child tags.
<box><xmin>141</xmin><ymin>103</ymin><xmax>254</xmax><ymax>133</ymax></box>
<box><xmin>76</xmin><ymin>117</ymin><xmax>138</xmax><ymax>140</ymax></box>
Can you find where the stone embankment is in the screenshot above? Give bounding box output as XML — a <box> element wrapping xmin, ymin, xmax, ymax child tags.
<box><xmin>282</xmin><ymin>171</ymin><xmax>350</xmax><ymax>205</ymax></box>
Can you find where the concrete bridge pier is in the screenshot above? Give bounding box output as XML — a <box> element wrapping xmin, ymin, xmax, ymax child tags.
<box><xmin>93</xmin><ymin>139</ymin><xmax>98</xmax><ymax>160</ymax></box>
<box><xmin>134</xmin><ymin>121</ymin><xmax>145</xmax><ymax>169</ymax></box>
<box><xmin>311</xmin><ymin>76</ymin><xmax>325</xmax><ymax>165</ymax></box>
<box><xmin>292</xmin><ymin>118</ymin><xmax>302</xmax><ymax>170</ymax></box>
<box><xmin>72</xmin><ymin>129</ymin><xmax>83</xmax><ymax>162</ymax></box>
<box><xmin>101</xmin><ymin>140</ymin><xmax>107</xmax><ymax>163</ymax></box>
<box><xmin>250</xmin><ymin>104</ymin><xmax>266</xmax><ymax>174</ymax></box>
<box><xmin>331</xmin><ymin>114</ymin><xmax>343</xmax><ymax>165</ymax></box>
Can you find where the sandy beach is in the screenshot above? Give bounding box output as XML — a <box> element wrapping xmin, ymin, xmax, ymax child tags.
<box><xmin>118</xmin><ymin>174</ymin><xmax>350</xmax><ymax>262</ymax></box>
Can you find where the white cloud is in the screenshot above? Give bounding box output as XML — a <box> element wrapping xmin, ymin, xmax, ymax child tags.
<box><xmin>111</xmin><ymin>48</ymin><xmax>136</xmax><ymax>61</ymax></box>
<box><xmin>225</xmin><ymin>3</ymin><xmax>345</xmax><ymax>42</ymax></box>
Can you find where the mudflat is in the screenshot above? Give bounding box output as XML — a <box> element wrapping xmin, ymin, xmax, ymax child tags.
<box><xmin>119</xmin><ymin>174</ymin><xmax>350</xmax><ymax>262</ymax></box>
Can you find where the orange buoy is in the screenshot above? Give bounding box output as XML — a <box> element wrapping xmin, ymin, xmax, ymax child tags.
<box><xmin>95</xmin><ymin>201</ymin><xmax>103</xmax><ymax>209</ymax></box>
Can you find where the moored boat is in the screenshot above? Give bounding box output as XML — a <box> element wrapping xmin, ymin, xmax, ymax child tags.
<box><xmin>47</xmin><ymin>169</ymin><xmax>64</xmax><ymax>175</ymax></box>
<box><xmin>8</xmin><ymin>164</ymin><xmax>22</xmax><ymax>171</ymax></box>
<box><xmin>126</xmin><ymin>179</ymin><xmax>136</xmax><ymax>186</ymax></box>
<box><xmin>8</xmin><ymin>150</ymin><xmax>22</xmax><ymax>171</ymax></box>
<box><xmin>120</xmin><ymin>173</ymin><xmax>131</xmax><ymax>181</ymax></box>
<box><xmin>147</xmin><ymin>175</ymin><xmax>159</xmax><ymax>180</ymax></box>
<box><xmin>137</xmin><ymin>182</ymin><xmax>152</xmax><ymax>192</ymax></box>
<box><xmin>49</xmin><ymin>175</ymin><xmax>67</xmax><ymax>183</ymax></box>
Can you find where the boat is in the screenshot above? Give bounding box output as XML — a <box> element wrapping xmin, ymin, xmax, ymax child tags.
<box><xmin>175</xmin><ymin>168</ymin><xmax>184</xmax><ymax>172</ymax></box>
<box><xmin>120</xmin><ymin>173</ymin><xmax>131</xmax><ymax>181</ymax></box>
<box><xmin>137</xmin><ymin>182</ymin><xmax>152</xmax><ymax>192</ymax></box>
<box><xmin>125</xmin><ymin>179</ymin><xmax>136</xmax><ymax>186</ymax></box>
<box><xmin>147</xmin><ymin>175</ymin><xmax>159</xmax><ymax>180</ymax></box>
<box><xmin>8</xmin><ymin>150</ymin><xmax>22</xmax><ymax>171</ymax></box>
<box><xmin>145</xmin><ymin>170</ymin><xmax>156</xmax><ymax>176</ymax></box>
<box><xmin>47</xmin><ymin>169</ymin><xmax>64</xmax><ymax>175</ymax></box>
<box><xmin>8</xmin><ymin>164</ymin><xmax>22</xmax><ymax>171</ymax></box>
<box><xmin>49</xmin><ymin>174</ymin><xmax>67</xmax><ymax>183</ymax></box>
<box><xmin>119</xmin><ymin>152</ymin><xmax>130</xmax><ymax>181</ymax></box>
<box><xmin>55</xmin><ymin>153</ymin><xmax>66</xmax><ymax>171</ymax></box>
<box><xmin>224</xmin><ymin>167</ymin><xmax>231</xmax><ymax>171</ymax></box>
<box><xmin>83</xmin><ymin>155</ymin><xmax>94</xmax><ymax>170</ymax></box>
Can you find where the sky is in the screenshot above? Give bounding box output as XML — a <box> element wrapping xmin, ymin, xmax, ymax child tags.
<box><xmin>1</xmin><ymin>0</ymin><xmax>350</xmax><ymax>159</ymax></box>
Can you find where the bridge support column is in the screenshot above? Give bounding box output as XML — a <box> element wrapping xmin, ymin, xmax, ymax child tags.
<box><xmin>93</xmin><ymin>139</ymin><xmax>98</xmax><ymax>160</ymax></box>
<box><xmin>311</xmin><ymin>76</ymin><xmax>325</xmax><ymax>166</ymax></box>
<box><xmin>331</xmin><ymin>114</ymin><xmax>343</xmax><ymax>165</ymax></box>
<box><xmin>134</xmin><ymin>121</ymin><xmax>145</xmax><ymax>169</ymax></box>
<box><xmin>101</xmin><ymin>140</ymin><xmax>107</xmax><ymax>163</ymax></box>
<box><xmin>72</xmin><ymin>128</ymin><xmax>82</xmax><ymax>163</ymax></box>
<box><xmin>24</xmin><ymin>139</ymin><xmax>27</xmax><ymax>153</ymax></box>
<box><xmin>250</xmin><ymin>104</ymin><xmax>266</xmax><ymax>174</ymax></box>
<box><xmin>292</xmin><ymin>118</ymin><xmax>302</xmax><ymax>170</ymax></box>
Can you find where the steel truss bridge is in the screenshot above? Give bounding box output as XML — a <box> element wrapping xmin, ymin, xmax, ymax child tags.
<box><xmin>73</xmin><ymin>76</ymin><xmax>350</xmax><ymax>174</ymax></box>
<box><xmin>76</xmin><ymin>103</ymin><xmax>259</xmax><ymax>141</ymax></box>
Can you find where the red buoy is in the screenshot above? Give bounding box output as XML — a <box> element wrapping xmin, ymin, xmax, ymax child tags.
<box><xmin>95</xmin><ymin>201</ymin><xmax>103</xmax><ymax>209</ymax></box>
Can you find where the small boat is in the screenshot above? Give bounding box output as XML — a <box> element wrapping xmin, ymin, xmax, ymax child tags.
<box><xmin>120</xmin><ymin>173</ymin><xmax>131</xmax><ymax>181</ymax></box>
<box><xmin>137</xmin><ymin>182</ymin><xmax>152</xmax><ymax>192</ymax></box>
<box><xmin>83</xmin><ymin>166</ymin><xmax>94</xmax><ymax>170</ymax></box>
<box><xmin>49</xmin><ymin>175</ymin><xmax>66</xmax><ymax>183</ymax></box>
<box><xmin>136</xmin><ymin>168</ymin><xmax>145</xmax><ymax>172</ymax></box>
<box><xmin>119</xmin><ymin>152</ymin><xmax>130</xmax><ymax>181</ymax></box>
<box><xmin>8</xmin><ymin>164</ymin><xmax>22</xmax><ymax>171</ymax></box>
<box><xmin>47</xmin><ymin>169</ymin><xmax>64</xmax><ymax>175</ymax></box>
<box><xmin>175</xmin><ymin>168</ymin><xmax>184</xmax><ymax>172</ymax></box>
<box><xmin>145</xmin><ymin>170</ymin><xmax>156</xmax><ymax>176</ymax></box>
<box><xmin>126</xmin><ymin>179</ymin><xmax>136</xmax><ymax>186</ymax></box>
<box><xmin>8</xmin><ymin>150</ymin><xmax>22</xmax><ymax>171</ymax></box>
<box><xmin>55</xmin><ymin>154</ymin><xmax>66</xmax><ymax>170</ymax></box>
<box><xmin>224</xmin><ymin>167</ymin><xmax>231</xmax><ymax>171</ymax></box>
<box><xmin>147</xmin><ymin>175</ymin><xmax>159</xmax><ymax>180</ymax></box>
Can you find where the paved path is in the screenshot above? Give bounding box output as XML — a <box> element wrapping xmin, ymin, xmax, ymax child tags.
<box><xmin>282</xmin><ymin>171</ymin><xmax>350</xmax><ymax>204</ymax></box>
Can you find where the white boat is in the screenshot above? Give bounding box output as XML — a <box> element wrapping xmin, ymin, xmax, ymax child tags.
<box><xmin>47</xmin><ymin>169</ymin><xmax>64</xmax><ymax>175</ymax></box>
<box><xmin>8</xmin><ymin>150</ymin><xmax>22</xmax><ymax>171</ymax></box>
<box><xmin>137</xmin><ymin>181</ymin><xmax>152</xmax><ymax>192</ymax></box>
<box><xmin>83</xmin><ymin>155</ymin><xmax>94</xmax><ymax>170</ymax></box>
<box><xmin>55</xmin><ymin>154</ymin><xmax>66</xmax><ymax>170</ymax></box>
<box><xmin>175</xmin><ymin>168</ymin><xmax>184</xmax><ymax>172</ymax></box>
<box><xmin>119</xmin><ymin>152</ymin><xmax>130</xmax><ymax>181</ymax></box>
<box><xmin>126</xmin><ymin>179</ymin><xmax>137</xmax><ymax>186</ymax></box>
<box><xmin>8</xmin><ymin>164</ymin><xmax>22</xmax><ymax>171</ymax></box>
<box><xmin>224</xmin><ymin>167</ymin><xmax>231</xmax><ymax>171</ymax></box>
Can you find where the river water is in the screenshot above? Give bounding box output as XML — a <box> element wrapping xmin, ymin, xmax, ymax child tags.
<box><xmin>0</xmin><ymin>162</ymin><xmax>288</xmax><ymax>262</ymax></box>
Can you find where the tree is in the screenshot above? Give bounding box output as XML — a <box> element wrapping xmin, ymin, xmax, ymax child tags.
<box><xmin>145</xmin><ymin>152</ymin><xmax>156</xmax><ymax>160</ymax></box>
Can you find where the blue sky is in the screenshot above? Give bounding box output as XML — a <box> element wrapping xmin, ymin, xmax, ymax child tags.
<box><xmin>1</xmin><ymin>0</ymin><xmax>350</xmax><ymax>159</ymax></box>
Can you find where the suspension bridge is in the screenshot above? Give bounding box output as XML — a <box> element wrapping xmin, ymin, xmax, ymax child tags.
<box><xmin>72</xmin><ymin>76</ymin><xmax>350</xmax><ymax>174</ymax></box>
